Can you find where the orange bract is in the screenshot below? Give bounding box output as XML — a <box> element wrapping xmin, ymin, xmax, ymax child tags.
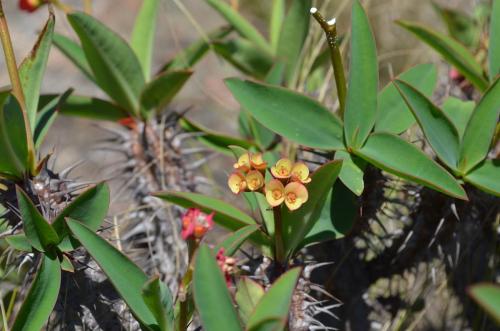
<box><xmin>228</xmin><ymin>172</ymin><xmax>247</xmax><ymax>194</ymax></box>
<box><xmin>291</xmin><ymin>162</ymin><xmax>311</xmax><ymax>184</ymax></box>
<box><xmin>284</xmin><ymin>182</ymin><xmax>309</xmax><ymax>210</ymax></box>
<box><xmin>271</xmin><ymin>158</ymin><xmax>293</xmax><ymax>179</ymax></box>
<box><xmin>265</xmin><ymin>179</ymin><xmax>285</xmax><ymax>207</ymax></box>
<box><xmin>246</xmin><ymin>170</ymin><xmax>264</xmax><ymax>191</ymax></box>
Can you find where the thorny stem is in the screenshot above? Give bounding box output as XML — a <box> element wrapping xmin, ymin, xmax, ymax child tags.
<box><xmin>0</xmin><ymin>0</ymin><xmax>35</xmax><ymax>172</ymax></box>
<box><xmin>310</xmin><ymin>8</ymin><xmax>347</xmax><ymax>118</ymax></box>
<box><xmin>273</xmin><ymin>206</ymin><xmax>285</xmax><ymax>266</ymax></box>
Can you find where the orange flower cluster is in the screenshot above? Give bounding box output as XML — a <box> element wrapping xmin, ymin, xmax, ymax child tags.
<box><xmin>228</xmin><ymin>153</ymin><xmax>311</xmax><ymax>211</ymax></box>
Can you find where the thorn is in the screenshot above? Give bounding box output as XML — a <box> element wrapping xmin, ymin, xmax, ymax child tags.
<box><xmin>327</xmin><ymin>17</ymin><xmax>336</xmax><ymax>26</ymax></box>
<box><xmin>310</xmin><ymin>7</ymin><xmax>318</xmax><ymax>14</ymax></box>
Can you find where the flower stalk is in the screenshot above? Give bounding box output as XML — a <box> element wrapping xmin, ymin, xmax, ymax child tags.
<box><xmin>310</xmin><ymin>7</ymin><xmax>347</xmax><ymax>118</ymax></box>
<box><xmin>273</xmin><ymin>206</ymin><xmax>285</xmax><ymax>265</ymax></box>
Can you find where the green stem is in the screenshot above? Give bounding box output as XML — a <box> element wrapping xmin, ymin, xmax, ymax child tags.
<box><xmin>0</xmin><ymin>0</ymin><xmax>35</xmax><ymax>172</ymax></box>
<box><xmin>311</xmin><ymin>8</ymin><xmax>347</xmax><ymax>118</ymax></box>
<box><xmin>178</xmin><ymin>239</ymin><xmax>197</xmax><ymax>331</ymax></box>
<box><xmin>273</xmin><ymin>206</ymin><xmax>285</xmax><ymax>265</ymax></box>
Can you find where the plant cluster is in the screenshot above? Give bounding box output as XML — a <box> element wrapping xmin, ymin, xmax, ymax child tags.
<box><xmin>0</xmin><ymin>0</ymin><xmax>499</xmax><ymax>330</ymax></box>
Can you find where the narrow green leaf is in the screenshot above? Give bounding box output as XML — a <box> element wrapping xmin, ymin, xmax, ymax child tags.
<box><xmin>164</xmin><ymin>26</ymin><xmax>232</xmax><ymax>71</ymax></box>
<box><xmin>441</xmin><ymin>97</ymin><xmax>475</xmax><ymax>138</ymax></box>
<box><xmin>394</xmin><ymin>79</ymin><xmax>460</xmax><ymax>169</ymax></box>
<box><xmin>53</xmin><ymin>33</ymin><xmax>95</xmax><ymax>82</ymax></box>
<box><xmin>11</xmin><ymin>255</ymin><xmax>61</xmax><ymax>331</ymax></box>
<box><xmin>276</xmin><ymin>0</ymin><xmax>311</xmax><ymax>82</ymax></box>
<box><xmin>179</xmin><ymin>117</ymin><xmax>255</xmax><ymax>156</ymax></box>
<box><xmin>52</xmin><ymin>182</ymin><xmax>110</xmax><ymax>251</ymax></box>
<box><xmin>469</xmin><ymin>283</ymin><xmax>500</xmax><ymax>325</ymax></box>
<box><xmin>355</xmin><ymin>132</ymin><xmax>467</xmax><ymax>199</ymax></box>
<box><xmin>269</xmin><ymin>0</ymin><xmax>285</xmax><ymax>52</ymax></box>
<box><xmin>214</xmin><ymin>224</ymin><xmax>259</xmax><ymax>256</ymax></box>
<box><xmin>60</xmin><ymin>254</ymin><xmax>75</xmax><ymax>273</ymax></box>
<box><xmin>131</xmin><ymin>0</ymin><xmax>160</xmax><ymax>80</ymax></box>
<box><xmin>335</xmin><ymin>150</ymin><xmax>364</xmax><ymax>196</ymax></box>
<box><xmin>34</xmin><ymin>89</ymin><xmax>73</xmax><ymax>149</ymax></box>
<box><xmin>375</xmin><ymin>63</ymin><xmax>437</xmax><ymax>134</ymax></box>
<box><xmin>206</xmin><ymin>0</ymin><xmax>272</xmax><ymax>54</ymax></box>
<box><xmin>0</xmin><ymin>96</ymin><xmax>29</xmax><ymax>179</ymax></box>
<box><xmin>140</xmin><ymin>70</ymin><xmax>192</xmax><ymax>111</ymax></box>
<box><xmin>459</xmin><ymin>77</ymin><xmax>500</xmax><ymax>172</ymax></box>
<box><xmin>194</xmin><ymin>245</ymin><xmax>243</xmax><ymax>331</ymax></box>
<box><xmin>142</xmin><ymin>276</ymin><xmax>175</xmax><ymax>331</ymax></box>
<box><xmin>344</xmin><ymin>0</ymin><xmax>378</xmax><ymax>148</ymax></box>
<box><xmin>226</xmin><ymin>78</ymin><xmax>343</xmax><ymax>150</ymax></box>
<box><xmin>66</xmin><ymin>219</ymin><xmax>157</xmax><ymax>328</ymax></box>
<box><xmin>247</xmin><ymin>267</ymin><xmax>301</xmax><ymax>331</ymax></box>
<box><xmin>68</xmin><ymin>12</ymin><xmax>145</xmax><ymax>114</ymax></box>
<box><xmin>16</xmin><ymin>187</ymin><xmax>59</xmax><ymax>252</ymax></box>
<box><xmin>213</xmin><ymin>39</ymin><xmax>273</xmax><ymax>79</ymax></box>
<box><xmin>235</xmin><ymin>277</ymin><xmax>265</xmax><ymax>324</ymax></box>
<box><xmin>464</xmin><ymin>159</ymin><xmax>500</xmax><ymax>197</ymax></box>
<box><xmin>19</xmin><ymin>12</ymin><xmax>55</xmax><ymax>130</ymax></box>
<box><xmin>432</xmin><ymin>3</ymin><xmax>480</xmax><ymax>48</ymax></box>
<box><xmin>489</xmin><ymin>0</ymin><xmax>500</xmax><ymax>79</ymax></box>
<box><xmin>282</xmin><ymin>161</ymin><xmax>343</xmax><ymax>256</ymax></box>
<box><xmin>39</xmin><ymin>94</ymin><xmax>129</xmax><ymax>121</ymax></box>
<box><xmin>396</xmin><ymin>20</ymin><xmax>488</xmax><ymax>91</ymax></box>
<box><xmin>5</xmin><ymin>233</ymin><xmax>32</xmax><ymax>252</ymax></box>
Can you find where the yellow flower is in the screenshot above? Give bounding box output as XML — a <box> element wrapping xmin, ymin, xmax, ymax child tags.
<box><xmin>250</xmin><ymin>153</ymin><xmax>267</xmax><ymax>170</ymax></box>
<box><xmin>246</xmin><ymin>170</ymin><xmax>264</xmax><ymax>191</ymax></box>
<box><xmin>233</xmin><ymin>153</ymin><xmax>251</xmax><ymax>172</ymax></box>
<box><xmin>228</xmin><ymin>172</ymin><xmax>246</xmax><ymax>194</ymax></box>
<box><xmin>265</xmin><ymin>179</ymin><xmax>285</xmax><ymax>207</ymax></box>
<box><xmin>284</xmin><ymin>182</ymin><xmax>308</xmax><ymax>211</ymax></box>
<box><xmin>290</xmin><ymin>162</ymin><xmax>311</xmax><ymax>184</ymax></box>
<box><xmin>271</xmin><ymin>158</ymin><xmax>293</xmax><ymax>179</ymax></box>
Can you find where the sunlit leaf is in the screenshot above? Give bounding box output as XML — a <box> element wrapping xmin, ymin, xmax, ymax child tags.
<box><xmin>11</xmin><ymin>255</ymin><xmax>61</xmax><ymax>331</ymax></box>
<box><xmin>464</xmin><ymin>159</ymin><xmax>500</xmax><ymax>197</ymax></box>
<box><xmin>469</xmin><ymin>283</ymin><xmax>500</xmax><ymax>325</ymax></box>
<box><xmin>489</xmin><ymin>0</ymin><xmax>500</xmax><ymax>79</ymax></box>
<box><xmin>140</xmin><ymin>70</ymin><xmax>192</xmax><ymax>112</ymax></box>
<box><xmin>335</xmin><ymin>150</ymin><xmax>364</xmax><ymax>196</ymax></box>
<box><xmin>269</xmin><ymin>0</ymin><xmax>285</xmax><ymax>52</ymax></box>
<box><xmin>5</xmin><ymin>233</ymin><xmax>32</xmax><ymax>252</ymax></box>
<box><xmin>53</xmin><ymin>33</ymin><xmax>95</xmax><ymax>82</ymax></box>
<box><xmin>226</xmin><ymin>78</ymin><xmax>343</xmax><ymax>150</ymax></box>
<box><xmin>355</xmin><ymin>132</ymin><xmax>467</xmax><ymax>199</ymax></box>
<box><xmin>235</xmin><ymin>277</ymin><xmax>265</xmax><ymax>324</ymax></box>
<box><xmin>344</xmin><ymin>0</ymin><xmax>378</xmax><ymax>148</ymax></box>
<box><xmin>68</xmin><ymin>12</ymin><xmax>145</xmax><ymax>114</ymax></box>
<box><xmin>214</xmin><ymin>224</ymin><xmax>260</xmax><ymax>256</ymax></box>
<box><xmin>142</xmin><ymin>276</ymin><xmax>175</xmax><ymax>331</ymax></box>
<box><xmin>194</xmin><ymin>245</ymin><xmax>243</xmax><ymax>331</ymax></box>
<box><xmin>441</xmin><ymin>97</ymin><xmax>475</xmax><ymax>138</ymax></box>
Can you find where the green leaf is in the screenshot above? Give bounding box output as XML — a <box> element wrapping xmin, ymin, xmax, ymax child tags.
<box><xmin>53</xmin><ymin>33</ymin><xmax>95</xmax><ymax>82</ymax></box>
<box><xmin>153</xmin><ymin>192</ymin><xmax>270</xmax><ymax>247</ymax></box>
<box><xmin>441</xmin><ymin>97</ymin><xmax>475</xmax><ymax>138</ymax></box>
<box><xmin>375</xmin><ymin>63</ymin><xmax>437</xmax><ymax>134</ymax></box>
<box><xmin>180</xmin><ymin>117</ymin><xmax>255</xmax><ymax>156</ymax></box>
<box><xmin>394</xmin><ymin>79</ymin><xmax>460</xmax><ymax>169</ymax></box>
<box><xmin>213</xmin><ymin>39</ymin><xmax>273</xmax><ymax>79</ymax></box>
<box><xmin>164</xmin><ymin>26</ymin><xmax>232</xmax><ymax>71</ymax></box>
<box><xmin>459</xmin><ymin>78</ymin><xmax>500</xmax><ymax>173</ymax></box>
<box><xmin>396</xmin><ymin>20</ymin><xmax>488</xmax><ymax>91</ymax></box>
<box><xmin>226</xmin><ymin>78</ymin><xmax>343</xmax><ymax>150</ymax></box>
<box><xmin>205</xmin><ymin>0</ymin><xmax>272</xmax><ymax>54</ymax></box>
<box><xmin>0</xmin><ymin>96</ymin><xmax>29</xmax><ymax>179</ymax></box>
<box><xmin>19</xmin><ymin>12</ymin><xmax>55</xmax><ymax>130</ymax></box>
<box><xmin>303</xmin><ymin>181</ymin><xmax>358</xmax><ymax>244</ymax></box>
<box><xmin>464</xmin><ymin>159</ymin><xmax>500</xmax><ymax>197</ymax></box>
<box><xmin>52</xmin><ymin>183</ymin><xmax>109</xmax><ymax>251</ymax></box>
<box><xmin>269</xmin><ymin>0</ymin><xmax>285</xmax><ymax>52</ymax></box>
<box><xmin>235</xmin><ymin>277</ymin><xmax>265</xmax><ymax>324</ymax></box>
<box><xmin>16</xmin><ymin>187</ymin><xmax>60</xmax><ymax>252</ymax></box>
<box><xmin>140</xmin><ymin>70</ymin><xmax>192</xmax><ymax>112</ymax></box>
<box><xmin>489</xmin><ymin>0</ymin><xmax>500</xmax><ymax>79</ymax></box>
<box><xmin>142</xmin><ymin>276</ymin><xmax>175</xmax><ymax>331</ymax></box>
<box><xmin>193</xmin><ymin>245</ymin><xmax>243</xmax><ymax>331</ymax></box>
<box><xmin>432</xmin><ymin>2</ymin><xmax>480</xmax><ymax>48</ymax></box>
<box><xmin>5</xmin><ymin>233</ymin><xmax>32</xmax><ymax>252</ymax></box>
<box><xmin>34</xmin><ymin>89</ymin><xmax>73</xmax><ymax>149</ymax></box>
<box><xmin>247</xmin><ymin>267</ymin><xmax>301</xmax><ymax>331</ymax></box>
<box><xmin>214</xmin><ymin>224</ymin><xmax>259</xmax><ymax>256</ymax></box>
<box><xmin>11</xmin><ymin>255</ymin><xmax>61</xmax><ymax>331</ymax></box>
<box><xmin>131</xmin><ymin>0</ymin><xmax>160</xmax><ymax>80</ymax></box>
<box><xmin>469</xmin><ymin>283</ymin><xmax>500</xmax><ymax>325</ymax></box>
<box><xmin>276</xmin><ymin>0</ymin><xmax>311</xmax><ymax>82</ymax></box>
<box><xmin>355</xmin><ymin>132</ymin><xmax>467</xmax><ymax>199</ymax></box>
<box><xmin>282</xmin><ymin>161</ymin><xmax>343</xmax><ymax>257</ymax></box>
<box><xmin>66</xmin><ymin>219</ymin><xmax>158</xmax><ymax>328</ymax></box>
<box><xmin>335</xmin><ymin>150</ymin><xmax>364</xmax><ymax>196</ymax></box>
<box><xmin>40</xmin><ymin>94</ymin><xmax>129</xmax><ymax>121</ymax></box>
<box><xmin>60</xmin><ymin>254</ymin><xmax>75</xmax><ymax>273</ymax></box>
<box><xmin>68</xmin><ymin>12</ymin><xmax>145</xmax><ymax>114</ymax></box>
<box><xmin>344</xmin><ymin>0</ymin><xmax>378</xmax><ymax>148</ymax></box>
